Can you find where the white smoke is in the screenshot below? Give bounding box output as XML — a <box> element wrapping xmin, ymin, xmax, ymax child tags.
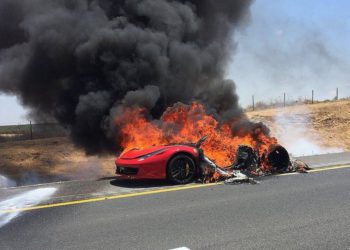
<box><xmin>273</xmin><ymin>107</ymin><xmax>342</xmax><ymax>156</ymax></box>
<box><xmin>0</xmin><ymin>187</ymin><xmax>56</xmax><ymax>228</ymax></box>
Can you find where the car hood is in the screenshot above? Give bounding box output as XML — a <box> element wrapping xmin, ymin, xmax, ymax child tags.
<box><xmin>120</xmin><ymin>145</ymin><xmax>170</xmax><ymax>159</ymax></box>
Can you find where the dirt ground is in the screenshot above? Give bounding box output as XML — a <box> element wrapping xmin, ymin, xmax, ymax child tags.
<box><xmin>1</xmin><ymin>99</ymin><xmax>349</xmax><ymax>185</ymax></box>
<box><xmin>0</xmin><ymin>137</ymin><xmax>115</xmax><ymax>185</ymax></box>
<box><xmin>246</xmin><ymin>99</ymin><xmax>350</xmax><ymax>151</ymax></box>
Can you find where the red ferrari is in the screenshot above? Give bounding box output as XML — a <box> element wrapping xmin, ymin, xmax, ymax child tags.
<box><xmin>115</xmin><ymin>137</ymin><xmax>208</xmax><ymax>184</ymax></box>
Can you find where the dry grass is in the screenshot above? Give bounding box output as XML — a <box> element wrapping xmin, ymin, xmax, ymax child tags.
<box><xmin>246</xmin><ymin>99</ymin><xmax>350</xmax><ymax>150</ymax></box>
<box><xmin>0</xmin><ymin>137</ymin><xmax>115</xmax><ymax>182</ymax></box>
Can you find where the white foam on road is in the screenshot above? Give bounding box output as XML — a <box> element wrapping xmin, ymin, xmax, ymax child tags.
<box><xmin>0</xmin><ymin>175</ymin><xmax>16</xmax><ymax>188</ymax></box>
<box><xmin>0</xmin><ymin>187</ymin><xmax>57</xmax><ymax>228</ymax></box>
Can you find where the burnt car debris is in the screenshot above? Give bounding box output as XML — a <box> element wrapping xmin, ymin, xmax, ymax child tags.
<box><xmin>198</xmin><ymin>138</ymin><xmax>311</xmax><ymax>184</ymax></box>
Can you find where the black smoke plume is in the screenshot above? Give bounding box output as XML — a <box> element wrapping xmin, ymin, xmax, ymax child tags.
<box><xmin>0</xmin><ymin>0</ymin><xmax>258</xmax><ymax>153</ymax></box>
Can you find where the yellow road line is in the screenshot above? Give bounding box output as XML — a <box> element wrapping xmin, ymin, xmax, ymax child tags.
<box><xmin>277</xmin><ymin>164</ymin><xmax>350</xmax><ymax>176</ymax></box>
<box><xmin>309</xmin><ymin>165</ymin><xmax>350</xmax><ymax>173</ymax></box>
<box><xmin>0</xmin><ymin>182</ymin><xmax>221</xmax><ymax>214</ymax></box>
<box><xmin>0</xmin><ymin>164</ymin><xmax>349</xmax><ymax>214</ymax></box>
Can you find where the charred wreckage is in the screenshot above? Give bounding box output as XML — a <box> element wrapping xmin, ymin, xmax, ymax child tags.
<box><xmin>192</xmin><ymin>136</ymin><xmax>310</xmax><ymax>184</ymax></box>
<box><xmin>115</xmin><ymin>136</ymin><xmax>310</xmax><ymax>185</ymax></box>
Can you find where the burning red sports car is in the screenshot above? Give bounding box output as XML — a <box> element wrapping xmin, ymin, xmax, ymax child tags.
<box><xmin>115</xmin><ymin>104</ymin><xmax>307</xmax><ymax>184</ymax></box>
<box><xmin>115</xmin><ymin>138</ymin><xmax>207</xmax><ymax>184</ymax></box>
<box><xmin>115</xmin><ymin>134</ymin><xmax>309</xmax><ymax>184</ymax></box>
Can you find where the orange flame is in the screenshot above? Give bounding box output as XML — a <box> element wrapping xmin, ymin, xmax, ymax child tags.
<box><xmin>115</xmin><ymin>102</ymin><xmax>277</xmax><ymax>167</ymax></box>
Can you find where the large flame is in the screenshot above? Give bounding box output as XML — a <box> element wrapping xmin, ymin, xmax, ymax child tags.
<box><xmin>115</xmin><ymin>102</ymin><xmax>277</xmax><ymax>167</ymax></box>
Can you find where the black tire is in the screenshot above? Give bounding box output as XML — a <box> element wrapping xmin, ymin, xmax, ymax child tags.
<box><xmin>268</xmin><ymin>145</ymin><xmax>290</xmax><ymax>171</ymax></box>
<box><xmin>167</xmin><ymin>154</ymin><xmax>196</xmax><ymax>184</ymax></box>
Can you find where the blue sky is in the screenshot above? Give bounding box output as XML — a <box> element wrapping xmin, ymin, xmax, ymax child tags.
<box><xmin>227</xmin><ymin>0</ymin><xmax>350</xmax><ymax>105</ymax></box>
<box><xmin>1</xmin><ymin>0</ymin><xmax>350</xmax><ymax>124</ymax></box>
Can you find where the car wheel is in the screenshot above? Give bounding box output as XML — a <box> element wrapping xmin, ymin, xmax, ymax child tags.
<box><xmin>167</xmin><ymin>154</ymin><xmax>196</xmax><ymax>184</ymax></box>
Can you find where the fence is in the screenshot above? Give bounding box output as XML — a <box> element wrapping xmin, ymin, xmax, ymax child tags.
<box><xmin>0</xmin><ymin>123</ymin><xmax>68</xmax><ymax>143</ymax></box>
<box><xmin>249</xmin><ymin>87</ymin><xmax>349</xmax><ymax>111</ymax></box>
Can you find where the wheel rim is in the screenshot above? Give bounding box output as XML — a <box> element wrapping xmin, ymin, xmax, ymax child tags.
<box><xmin>170</xmin><ymin>158</ymin><xmax>195</xmax><ymax>182</ymax></box>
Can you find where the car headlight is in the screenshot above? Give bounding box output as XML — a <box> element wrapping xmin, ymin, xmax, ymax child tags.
<box><xmin>137</xmin><ymin>149</ymin><xmax>166</xmax><ymax>161</ymax></box>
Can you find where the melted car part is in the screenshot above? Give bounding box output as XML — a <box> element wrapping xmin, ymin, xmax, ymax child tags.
<box><xmin>231</xmin><ymin>145</ymin><xmax>259</xmax><ymax>170</ymax></box>
<box><xmin>224</xmin><ymin>171</ymin><xmax>259</xmax><ymax>185</ymax></box>
<box><xmin>290</xmin><ymin>159</ymin><xmax>311</xmax><ymax>173</ymax></box>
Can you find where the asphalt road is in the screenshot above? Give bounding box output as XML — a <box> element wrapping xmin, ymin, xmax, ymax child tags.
<box><xmin>1</xmin><ymin>166</ymin><xmax>350</xmax><ymax>250</ymax></box>
<box><xmin>297</xmin><ymin>152</ymin><xmax>350</xmax><ymax>167</ymax></box>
